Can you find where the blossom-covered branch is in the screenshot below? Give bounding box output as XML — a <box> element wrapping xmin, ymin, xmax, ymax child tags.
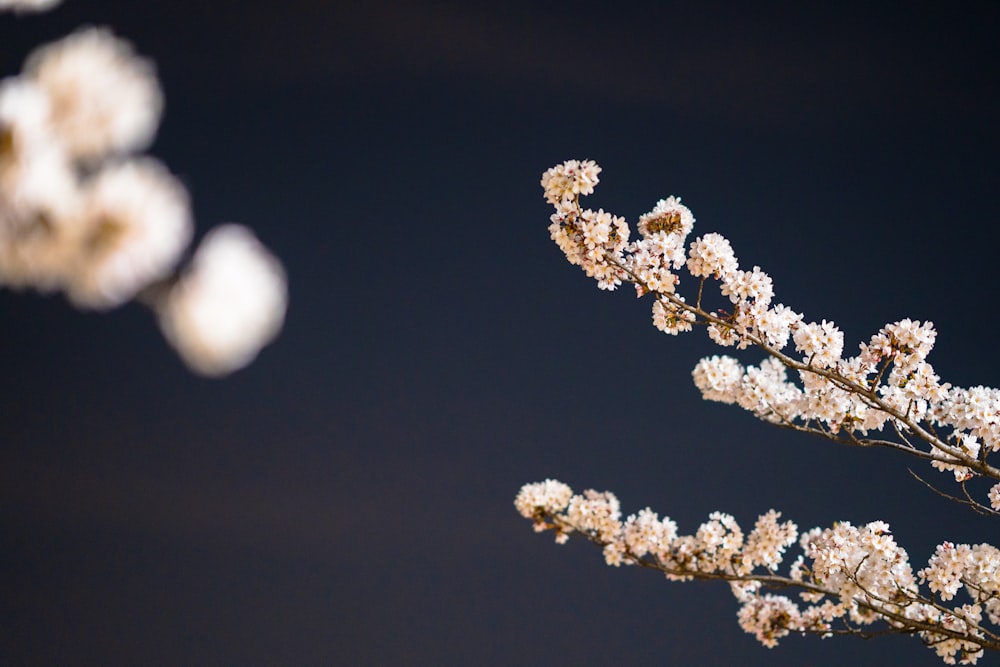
<box><xmin>516</xmin><ymin>479</ymin><xmax>1000</xmax><ymax>664</ymax></box>
<box><xmin>539</xmin><ymin>160</ymin><xmax>1000</xmax><ymax>510</ymax></box>
<box><xmin>519</xmin><ymin>161</ymin><xmax>1000</xmax><ymax>662</ymax></box>
<box><xmin>1</xmin><ymin>8</ymin><xmax>287</xmax><ymax>376</ymax></box>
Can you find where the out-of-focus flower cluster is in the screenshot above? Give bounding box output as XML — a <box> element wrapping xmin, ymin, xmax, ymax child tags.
<box><xmin>0</xmin><ymin>0</ymin><xmax>59</xmax><ymax>13</ymax></box>
<box><xmin>158</xmin><ymin>225</ymin><xmax>286</xmax><ymax>377</ymax></box>
<box><xmin>0</xmin><ymin>20</ymin><xmax>287</xmax><ymax>376</ymax></box>
<box><xmin>541</xmin><ymin>160</ymin><xmax>1000</xmax><ymax>504</ymax></box>
<box><xmin>517</xmin><ymin>479</ymin><xmax>999</xmax><ymax>664</ymax></box>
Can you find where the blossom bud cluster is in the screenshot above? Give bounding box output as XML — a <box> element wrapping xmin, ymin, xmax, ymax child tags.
<box><xmin>1</xmin><ymin>26</ymin><xmax>287</xmax><ymax>375</ymax></box>
<box><xmin>516</xmin><ymin>479</ymin><xmax>998</xmax><ymax>663</ymax></box>
<box><xmin>541</xmin><ymin>160</ymin><xmax>1000</xmax><ymax>490</ymax></box>
<box><xmin>542</xmin><ymin>161</ymin><xmax>629</xmax><ymax>291</ymax></box>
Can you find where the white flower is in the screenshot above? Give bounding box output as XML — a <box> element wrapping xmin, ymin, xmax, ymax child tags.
<box><xmin>919</xmin><ymin>542</ymin><xmax>970</xmax><ymax>601</ymax></box>
<box><xmin>652</xmin><ymin>298</ymin><xmax>695</xmax><ymax>335</ymax></box>
<box><xmin>63</xmin><ymin>158</ymin><xmax>192</xmax><ymax>309</ymax></box>
<box><xmin>0</xmin><ymin>77</ymin><xmax>51</xmax><ymax>154</ymax></box>
<box><xmin>24</xmin><ymin>27</ymin><xmax>163</xmax><ymax>160</ymax></box>
<box><xmin>755</xmin><ymin>303</ymin><xmax>801</xmax><ymax>350</ymax></box>
<box><xmin>554</xmin><ymin>207</ymin><xmax>629</xmax><ymax>290</ymax></box>
<box><xmin>884</xmin><ymin>319</ymin><xmax>936</xmax><ymax>361</ymax></box>
<box><xmin>565</xmin><ymin>489</ymin><xmax>622</xmax><ymax>542</ymax></box>
<box><xmin>540</xmin><ymin>159</ymin><xmax>601</xmax><ymax>205</ymax></box>
<box><xmin>793</xmin><ymin>320</ymin><xmax>844</xmax><ymax>368</ymax></box>
<box><xmin>517</xmin><ymin>472</ymin><xmax>1000</xmax><ymax>661</ymax></box>
<box><xmin>623</xmin><ymin>508</ymin><xmax>677</xmax><ymax>558</ymax></box>
<box><xmin>1</xmin><ymin>81</ymin><xmax>82</xmax><ymax>291</ymax></box>
<box><xmin>737</xmin><ymin>593</ymin><xmax>802</xmax><ymax>648</ymax></box>
<box><xmin>739</xmin><ymin>357</ymin><xmax>803</xmax><ymax>422</ymax></box>
<box><xmin>0</xmin><ymin>191</ymin><xmax>80</xmax><ymax>291</ymax></box>
<box><xmin>0</xmin><ymin>0</ymin><xmax>60</xmax><ymax>12</ymax></box>
<box><xmin>637</xmin><ymin>196</ymin><xmax>695</xmax><ymax>245</ymax></box>
<box><xmin>686</xmin><ymin>232</ymin><xmax>738</xmax><ymax>279</ymax></box>
<box><xmin>720</xmin><ymin>265</ymin><xmax>773</xmax><ymax>307</ymax></box>
<box><xmin>0</xmin><ymin>77</ymin><xmax>79</xmax><ymax>225</ymax></box>
<box><xmin>515</xmin><ymin>479</ymin><xmax>574</xmax><ymax>519</ymax></box>
<box><xmin>696</xmin><ymin>512</ymin><xmax>744</xmax><ymax>570</ymax></box>
<box><xmin>692</xmin><ymin>355</ymin><xmax>744</xmax><ymax>404</ymax></box>
<box><xmin>603</xmin><ymin>539</ymin><xmax>628</xmax><ymax>567</ymax></box>
<box><xmin>158</xmin><ymin>224</ymin><xmax>287</xmax><ymax>377</ymax></box>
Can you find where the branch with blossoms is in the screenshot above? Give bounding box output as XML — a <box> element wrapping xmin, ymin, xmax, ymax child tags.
<box><xmin>1</xmin><ymin>3</ymin><xmax>287</xmax><ymax>376</ymax></box>
<box><xmin>517</xmin><ymin>160</ymin><xmax>1000</xmax><ymax>663</ymax></box>
<box><xmin>516</xmin><ymin>479</ymin><xmax>1000</xmax><ymax>664</ymax></box>
<box><xmin>538</xmin><ymin>159</ymin><xmax>1000</xmax><ymax>511</ymax></box>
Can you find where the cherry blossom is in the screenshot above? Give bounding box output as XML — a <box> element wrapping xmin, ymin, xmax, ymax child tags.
<box><xmin>1</xmin><ymin>7</ymin><xmax>287</xmax><ymax>376</ymax></box>
<box><xmin>521</xmin><ymin>160</ymin><xmax>1000</xmax><ymax>663</ymax></box>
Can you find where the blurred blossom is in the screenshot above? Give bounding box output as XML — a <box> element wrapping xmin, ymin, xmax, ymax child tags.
<box><xmin>0</xmin><ymin>15</ymin><xmax>287</xmax><ymax>375</ymax></box>
<box><xmin>1</xmin><ymin>28</ymin><xmax>174</xmax><ymax>299</ymax></box>
<box><xmin>63</xmin><ymin>158</ymin><xmax>192</xmax><ymax>309</ymax></box>
<box><xmin>0</xmin><ymin>0</ymin><xmax>61</xmax><ymax>12</ymax></box>
<box><xmin>0</xmin><ymin>78</ymin><xmax>77</xmax><ymax>218</ymax></box>
<box><xmin>0</xmin><ymin>79</ymin><xmax>81</xmax><ymax>290</ymax></box>
<box><xmin>1</xmin><ymin>21</ymin><xmax>288</xmax><ymax>375</ymax></box>
<box><xmin>24</xmin><ymin>27</ymin><xmax>163</xmax><ymax>160</ymax></box>
<box><xmin>158</xmin><ymin>225</ymin><xmax>287</xmax><ymax>377</ymax></box>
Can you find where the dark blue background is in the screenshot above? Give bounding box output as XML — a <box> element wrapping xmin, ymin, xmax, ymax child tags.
<box><xmin>2</xmin><ymin>1</ymin><xmax>999</xmax><ymax>664</ymax></box>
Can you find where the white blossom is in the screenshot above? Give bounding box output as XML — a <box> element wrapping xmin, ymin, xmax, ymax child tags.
<box><xmin>157</xmin><ymin>225</ymin><xmax>287</xmax><ymax>377</ymax></box>
<box><xmin>792</xmin><ymin>320</ymin><xmax>844</xmax><ymax>369</ymax></box>
<box><xmin>539</xmin><ymin>160</ymin><xmax>1000</xmax><ymax>490</ymax></box>
<box><xmin>652</xmin><ymin>298</ymin><xmax>695</xmax><ymax>334</ymax></box>
<box><xmin>687</xmin><ymin>232</ymin><xmax>737</xmax><ymax>279</ymax></box>
<box><xmin>692</xmin><ymin>355</ymin><xmax>744</xmax><ymax>404</ymax></box>
<box><xmin>737</xmin><ymin>593</ymin><xmax>801</xmax><ymax>648</ymax></box>
<box><xmin>518</xmin><ymin>479</ymin><xmax>999</xmax><ymax>662</ymax></box>
<box><xmin>2</xmin><ymin>17</ymin><xmax>287</xmax><ymax>379</ymax></box>
<box><xmin>63</xmin><ymin>158</ymin><xmax>192</xmax><ymax>309</ymax></box>
<box><xmin>920</xmin><ymin>542</ymin><xmax>971</xmax><ymax>601</ymax></box>
<box><xmin>637</xmin><ymin>196</ymin><xmax>695</xmax><ymax>253</ymax></box>
<box><xmin>515</xmin><ymin>479</ymin><xmax>575</xmax><ymax>519</ymax></box>
<box><xmin>0</xmin><ymin>78</ymin><xmax>79</xmax><ymax>231</ymax></box>
<box><xmin>540</xmin><ymin>159</ymin><xmax>601</xmax><ymax>205</ymax></box>
<box><xmin>754</xmin><ymin>303</ymin><xmax>800</xmax><ymax>350</ymax></box>
<box><xmin>623</xmin><ymin>508</ymin><xmax>677</xmax><ymax>558</ymax></box>
<box><xmin>24</xmin><ymin>27</ymin><xmax>163</xmax><ymax>160</ymax></box>
<box><xmin>565</xmin><ymin>488</ymin><xmax>621</xmax><ymax>543</ymax></box>
<box><xmin>0</xmin><ymin>79</ymin><xmax>81</xmax><ymax>290</ymax></box>
<box><xmin>720</xmin><ymin>265</ymin><xmax>773</xmax><ymax>307</ymax></box>
<box><xmin>0</xmin><ymin>0</ymin><xmax>60</xmax><ymax>12</ymax></box>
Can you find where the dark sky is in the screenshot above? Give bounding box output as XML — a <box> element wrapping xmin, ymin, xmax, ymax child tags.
<box><xmin>2</xmin><ymin>1</ymin><xmax>999</xmax><ymax>665</ymax></box>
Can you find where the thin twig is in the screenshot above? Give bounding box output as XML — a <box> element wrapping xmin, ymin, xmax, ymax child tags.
<box><xmin>906</xmin><ymin>469</ymin><xmax>1000</xmax><ymax>517</ymax></box>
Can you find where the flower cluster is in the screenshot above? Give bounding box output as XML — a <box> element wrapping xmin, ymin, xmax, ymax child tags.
<box><xmin>542</xmin><ymin>160</ymin><xmax>629</xmax><ymax>290</ymax></box>
<box><xmin>516</xmin><ymin>480</ymin><xmax>999</xmax><ymax>663</ymax></box>
<box><xmin>540</xmin><ymin>160</ymin><xmax>1000</xmax><ymax>502</ymax></box>
<box><xmin>0</xmin><ymin>0</ymin><xmax>59</xmax><ymax>13</ymax></box>
<box><xmin>528</xmin><ymin>161</ymin><xmax>1000</xmax><ymax>662</ymax></box>
<box><xmin>157</xmin><ymin>225</ymin><xmax>287</xmax><ymax>377</ymax></box>
<box><xmin>1</xmin><ymin>21</ymin><xmax>287</xmax><ymax>376</ymax></box>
